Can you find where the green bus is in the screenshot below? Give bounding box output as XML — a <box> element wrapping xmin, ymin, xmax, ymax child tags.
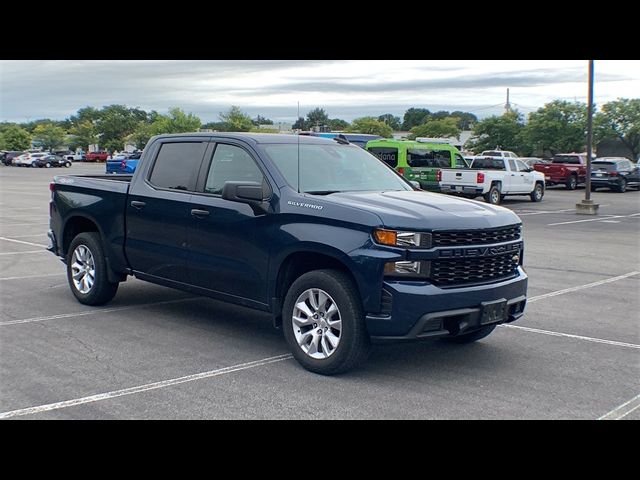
<box><xmin>365</xmin><ymin>139</ymin><xmax>468</xmax><ymax>191</ymax></box>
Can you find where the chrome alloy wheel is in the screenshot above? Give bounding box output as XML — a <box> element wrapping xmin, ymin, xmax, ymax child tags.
<box><xmin>491</xmin><ymin>188</ymin><xmax>500</xmax><ymax>204</ymax></box>
<box><xmin>71</xmin><ymin>244</ymin><xmax>95</xmax><ymax>294</ymax></box>
<box><xmin>292</xmin><ymin>288</ymin><xmax>342</xmax><ymax>359</ymax></box>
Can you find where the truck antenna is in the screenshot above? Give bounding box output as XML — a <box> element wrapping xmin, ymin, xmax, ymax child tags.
<box><xmin>297</xmin><ymin>101</ymin><xmax>301</xmax><ymax>193</ymax></box>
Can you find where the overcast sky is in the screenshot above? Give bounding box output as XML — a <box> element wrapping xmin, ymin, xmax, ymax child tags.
<box><xmin>1</xmin><ymin>60</ymin><xmax>638</xmax><ymax>124</ymax></box>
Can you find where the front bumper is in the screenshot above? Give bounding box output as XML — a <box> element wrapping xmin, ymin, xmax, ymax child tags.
<box><xmin>366</xmin><ymin>267</ymin><xmax>527</xmax><ymax>341</ymax></box>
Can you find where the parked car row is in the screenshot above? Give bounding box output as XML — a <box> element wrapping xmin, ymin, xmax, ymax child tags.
<box><xmin>13</xmin><ymin>152</ymin><xmax>72</xmax><ymax>168</ymax></box>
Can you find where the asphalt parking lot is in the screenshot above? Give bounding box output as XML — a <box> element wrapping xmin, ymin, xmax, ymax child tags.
<box><xmin>1</xmin><ymin>162</ymin><xmax>638</xmax><ymax>419</ymax></box>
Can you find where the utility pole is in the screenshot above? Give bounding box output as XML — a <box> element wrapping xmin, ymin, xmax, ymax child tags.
<box><xmin>576</xmin><ymin>60</ymin><xmax>599</xmax><ymax>215</ymax></box>
<box><xmin>504</xmin><ymin>88</ymin><xmax>512</xmax><ymax>114</ymax></box>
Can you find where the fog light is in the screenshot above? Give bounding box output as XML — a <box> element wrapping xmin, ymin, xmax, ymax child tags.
<box><xmin>384</xmin><ymin>260</ymin><xmax>430</xmax><ymax>279</ymax></box>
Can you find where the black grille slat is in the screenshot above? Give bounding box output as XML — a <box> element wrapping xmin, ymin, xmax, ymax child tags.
<box><xmin>432</xmin><ymin>225</ymin><xmax>521</xmax><ymax>247</ymax></box>
<box><xmin>431</xmin><ymin>252</ymin><xmax>519</xmax><ymax>287</ymax></box>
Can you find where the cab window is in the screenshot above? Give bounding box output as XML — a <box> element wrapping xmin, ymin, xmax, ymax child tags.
<box><xmin>204</xmin><ymin>143</ymin><xmax>264</xmax><ymax>195</ymax></box>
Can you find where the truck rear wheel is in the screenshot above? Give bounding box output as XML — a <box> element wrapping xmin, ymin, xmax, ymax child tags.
<box><xmin>282</xmin><ymin>269</ymin><xmax>370</xmax><ymax>375</ymax></box>
<box><xmin>67</xmin><ymin>232</ymin><xmax>119</xmax><ymax>306</ymax></box>
<box><xmin>484</xmin><ymin>186</ymin><xmax>501</xmax><ymax>205</ymax></box>
<box><xmin>441</xmin><ymin>324</ymin><xmax>497</xmax><ymax>344</ymax></box>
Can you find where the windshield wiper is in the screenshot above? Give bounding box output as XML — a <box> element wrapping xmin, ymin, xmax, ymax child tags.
<box><xmin>305</xmin><ymin>190</ymin><xmax>342</xmax><ymax>195</ymax></box>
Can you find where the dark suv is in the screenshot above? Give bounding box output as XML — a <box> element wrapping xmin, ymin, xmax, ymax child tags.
<box><xmin>591</xmin><ymin>158</ymin><xmax>640</xmax><ymax>192</ymax></box>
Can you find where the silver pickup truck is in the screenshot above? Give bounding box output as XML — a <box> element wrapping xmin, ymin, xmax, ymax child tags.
<box><xmin>440</xmin><ymin>156</ymin><xmax>546</xmax><ymax>205</ymax></box>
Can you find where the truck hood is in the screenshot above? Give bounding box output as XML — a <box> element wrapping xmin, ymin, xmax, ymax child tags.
<box><xmin>322</xmin><ymin>190</ymin><xmax>521</xmax><ymax>230</ymax></box>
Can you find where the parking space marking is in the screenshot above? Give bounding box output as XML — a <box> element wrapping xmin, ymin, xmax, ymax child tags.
<box><xmin>516</xmin><ymin>208</ymin><xmax>578</xmax><ymax>216</ymax></box>
<box><xmin>527</xmin><ymin>271</ymin><xmax>640</xmax><ymax>303</ymax></box>
<box><xmin>3</xmin><ymin>233</ymin><xmax>49</xmax><ymax>239</ymax></box>
<box><xmin>0</xmin><ymin>236</ymin><xmax>48</xmax><ymax>248</ymax></box>
<box><xmin>598</xmin><ymin>394</ymin><xmax>640</xmax><ymax>420</ymax></box>
<box><xmin>0</xmin><ymin>273</ymin><xmax>64</xmax><ymax>281</ymax></box>
<box><xmin>0</xmin><ymin>249</ymin><xmax>47</xmax><ymax>256</ymax></box>
<box><xmin>0</xmin><ymin>354</ymin><xmax>293</xmax><ymax>419</ymax></box>
<box><xmin>0</xmin><ymin>297</ymin><xmax>202</xmax><ymax>326</ymax></box>
<box><xmin>500</xmin><ymin>325</ymin><xmax>640</xmax><ymax>350</ymax></box>
<box><xmin>548</xmin><ymin>213</ymin><xmax>640</xmax><ymax>226</ymax></box>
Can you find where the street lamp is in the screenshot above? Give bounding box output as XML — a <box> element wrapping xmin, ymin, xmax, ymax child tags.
<box><xmin>576</xmin><ymin>60</ymin><xmax>599</xmax><ymax>215</ymax></box>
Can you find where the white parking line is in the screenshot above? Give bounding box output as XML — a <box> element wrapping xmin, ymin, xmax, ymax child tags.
<box><xmin>0</xmin><ymin>273</ymin><xmax>64</xmax><ymax>281</ymax></box>
<box><xmin>499</xmin><ymin>325</ymin><xmax>640</xmax><ymax>350</ymax></box>
<box><xmin>598</xmin><ymin>394</ymin><xmax>640</xmax><ymax>420</ymax></box>
<box><xmin>0</xmin><ymin>297</ymin><xmax>202</xmax><ymax>326</ymax></box>
<box><xmin>0</xmin><ymin>354</ymin><xmax>293</xmax><ymax>419</ymax></box>
<box><xmin>3</xmin><ymin>233</ymin><xmax>48</xmax><ymax>239</ymax></box>
<box><xmin>0</xmin><ymin>249</ymin><xmax>47</xmax><ymax>256</ymax></box>
<box><xmin>548</xmin><ymin>213</ymin><xmax>640</xmax><ymax>226</ymax></box>
<box><xmin>527</xmin><ymin>271</ymin><xmax>640</xmax><ymax>303</ymax></box>
<box><xmin>0</xmin><ymin>236</ymin><xmax>48</xmax><ymax>248</ymax></box>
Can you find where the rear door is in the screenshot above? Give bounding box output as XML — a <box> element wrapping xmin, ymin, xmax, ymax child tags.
<box><xmin>126</xmin><ymin>138</ymin><xmax>208</xmax><ymax>283</ymax></box>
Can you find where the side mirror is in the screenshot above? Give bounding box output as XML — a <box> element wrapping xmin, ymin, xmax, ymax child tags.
<box><xmin>221</xmin><ymin>181</ymin><xmax>265</xmax><ymax>203</ymax></box>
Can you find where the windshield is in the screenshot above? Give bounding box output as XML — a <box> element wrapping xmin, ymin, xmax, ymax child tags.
<box><xmin>262</xmin><ymin>143</ymin><xmax>412</xmax><ymax>193</ymax></box>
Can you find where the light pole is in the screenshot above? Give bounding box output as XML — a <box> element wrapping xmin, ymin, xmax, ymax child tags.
<box><xmin>576</xmin><ymin>60</ymin><xmax>599</xmax><ymax>215</ymax></box>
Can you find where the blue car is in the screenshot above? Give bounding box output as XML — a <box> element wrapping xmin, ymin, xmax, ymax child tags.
<box><xmin>106</xmin><ymin>152</ymin><xmax>142</xmax><ymax>174</ymax></box>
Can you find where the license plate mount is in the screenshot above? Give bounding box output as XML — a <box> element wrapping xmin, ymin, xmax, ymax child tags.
<box><xmin>480</xmin><ymin>299</ymin><xmax>508</xmax><ymax>325</ymax></box>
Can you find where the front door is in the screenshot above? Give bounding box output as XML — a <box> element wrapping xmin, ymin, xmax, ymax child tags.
<box><xmin>187</xmin><ymin>141</ymin><xmax>272</xmax><ymax>306</ymax></box>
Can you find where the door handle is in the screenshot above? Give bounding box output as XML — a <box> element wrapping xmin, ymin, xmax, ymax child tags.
<box><xmin>131</xmin><ymin>201</ymin><xmax>146</xmax><ymax>209</ymax></box>
<box><xmin>191</xmin><ymin>209</ymin><xmax>210</xmax><ymax>218</ymax></box>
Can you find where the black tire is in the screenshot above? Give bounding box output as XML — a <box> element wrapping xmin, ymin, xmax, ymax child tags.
<box><xmin>530</xmin><ymin>182</ymin><xmax>544</xmax><ymax>202</ymax></box>
<box><xmin>65</xmin><ymin>162</ymin><xmax>71</xmax><ymax>168</ymax></box>
<box><xmin>67</xmin><ymin>232</ymin><xmax>119</xmax><ymax>306</ymax></box>
<box><xmin>484</xmin><ymin>185</ymin><xmax>501</xmax><ymax>205</ymax></box>
<box><xmin>441</xmin><ymin>324</ymin><xmax>497</xmax><ymax>344</ymax></box>
<box><xmin>45</xmin><ymin>162</ymin><xmax>51</xmax><ymax>168</ymax></box>
<box><xmin>282</xmin><ymin>269</ymin><xmax>370</xmax><ymax>375</ymax></box>
<box><xmin>566</xmin><ymin>175</ymin><xmax>577</xmax><ymax>190</ymax></box>
<box><xmin>616</xmin><ymin>178</ymin><xmax>627</xmax><ymax>193</ymax></box>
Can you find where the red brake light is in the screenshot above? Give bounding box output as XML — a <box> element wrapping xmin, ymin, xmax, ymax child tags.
<box><xmin>121</xmin><ymin>160</ymin><xmax>127</xmax><ymax>168</ymax></box>
<box><xmin>397</xmin><ymin>167</ymin><xmax>405</xmax><ymax>175</ymax></box>
<box><xmin>436</xmin><ymin>169</ymin><xmax>442</xmax><ymax>182</ymax></box>
<box><xmin>477</xmin><ymin>172</ymin><xmax>485</xmax><ymax>183</ymax></box>
<box><xmin>610</xmin><ymin>171</ymin><xmax>618</xmax><ymax>176</ymax></box>
<box><xmin>49</xmin><ymin>182</ymin><xmax>56</xmax><ymax>192</ymax></box>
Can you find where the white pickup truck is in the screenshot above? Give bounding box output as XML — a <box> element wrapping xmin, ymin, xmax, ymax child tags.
<box><xmin>440</xmin><ymin>156</ymin><xmax>546</xmax><ymax>204</ymax></box>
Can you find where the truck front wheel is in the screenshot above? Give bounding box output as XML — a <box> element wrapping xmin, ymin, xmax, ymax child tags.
<box><xmin>530</xmin><ymin>183</ymin><xmax>544</xmax><ymax>202</ymax></box>
<box><xmin>67</xmin><ymin>232</ymin><xmax>119</xmax><ymax>306</ymax></box>
<box><xmin>441</xmin><ymin>324</ymin><xmax>497</xmax><ymax>344</ymax></box>
<box><xmin>484</xmin><ymin>186</ymin><xmax>501</xmax><ymax>205</ymax></box>
<box><xmin>282</xmin><ymin>269</ymin><xmax>370</xmax><ymax>375</ymax></box>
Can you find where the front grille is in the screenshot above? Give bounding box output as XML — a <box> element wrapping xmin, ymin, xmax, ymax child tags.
<box><xmin>432</xmin><ymin>225</ymin><xmax>521</xmax><ymax>247</ymax></box>
<box><xmin>431</xmin><ymin>251</ymin><xmax>519</xmax><ymax>287</ymax></box>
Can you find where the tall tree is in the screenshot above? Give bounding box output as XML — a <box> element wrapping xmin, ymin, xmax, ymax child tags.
<box><xmin>32</xmin><ymin>123</ymin><xmax>67</xmax><ymax>151</ymax></box>
<box><xmin>306</xmin><ymin>108</ymin><xmax>330</xmax><ymax>129</ymax></box>
<box><xmin>522</xmin><ymin>100</ymin><xmax>588</xmax><ymax>156</ymax></box>
<box><xmin>252</xmin><ymin>115</ymin><xmax>273</xmax><ymax>126</ymax></box>
<box><xmin>594</xmin><ymin>98</ymin><xmax>640</xmax><ymax>161</ymax></box>
<box><xmin>69</xmin><ymin>120</ymin><xmax>98</xmax><ymax>151</ymax></box>
<box><xmin>151</xmin><ymin>108</ymin><xmax>201</xmax><ymax>134</ymax></box>
<box><xmin>409</xmin><ymin>118</ymin><xmax>461</xmax><ymax>139</ymax></box>
<box><xmin>466</xmin><ymin>111</ymin><xmax>525</xmax><ymax>154</ymax></box>
<box><xmin>96</xmin><ymin>104</ymin><xmax>148</xmax><ymax>152</ymax></box>
<box><xmin>0</xmin><ymin>124</ymin><xmax>32</xmax><ymax>150</ymax></box>
<box><xmin>347</xmin><ymin>117</ymin><xmax>393</xmax><ymax>137</ymax></box>
<box><xmin>292</xmin><ymin>117</ymin><xmax>308</xmax><ymax>130</ymax></box>
<box><xmin>402</xmin><ymin>108</ymin><xmax>431</xmax><ymax>130</ymax></box>
<box><xmin>219</xmin><ymin>106</ymin><xmax>253</xmax><ymax>132</ymax></box>
<box><xmin>328</xmin><ymin>118</ymin><xmax>349</xmax><ymax>131</ymax></box>
<box><xmin>451</xmin><ymin>111</ymin><xmax>478</xmax><ymax>130</ymax></box>
<box><xmin>378</xmin><ymin>114</ymin><xmax>401</xmax><ymax>131</ymax></box>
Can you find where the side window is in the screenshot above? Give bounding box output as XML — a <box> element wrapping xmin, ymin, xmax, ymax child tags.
<box><xmin>515</xmin><ymin>160</ymin><xmax>528</xmax><ymax>171</ymax></box>
<box><xmin>148</xmin><ymin>142</ymin><xmax>207</xmax><ymax>191</ymax></box>
<box><xmin>204</xmin><ymin>143</ymin><xmax>264</xmax><ymax>195</ymax></box>
<box><xmin>454</xmin><ymin>153</ymin><xmax>467</xmax><ymax>168</ymax></box>
<box><xmin>508</xmin><ymin>159</ymin><xmax>517</xmax><ymax>171</ymax></box>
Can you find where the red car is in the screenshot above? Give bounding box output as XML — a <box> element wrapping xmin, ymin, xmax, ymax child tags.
<box><xmin>534</xmin><ymin>153</ymin><xmax>587</xmax><ymax>190</ymax></box>
<box><xmin>85</xmin><ymin>151</ymin><xmax>109</xmax><ymax>162</ymax></box>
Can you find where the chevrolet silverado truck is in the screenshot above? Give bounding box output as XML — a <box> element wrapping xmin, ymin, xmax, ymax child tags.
<box><xmin>440</xmin><ymin>156</ymin><xmax>545</xmax><ymax>205</ymax></box>
<box><xmin>47</xmin><ymin>133</ymin><xmax>528</xmax><ymax>375</ymax></box>
<box><xmin>534</xmin><ymin>153</ymin><xmax>587</xmax><ymax>190</ymax></box>
<box><xmin>85</xmin><ymin>151</ymin><xmax>109</xmax><ymax>162</ymax></box>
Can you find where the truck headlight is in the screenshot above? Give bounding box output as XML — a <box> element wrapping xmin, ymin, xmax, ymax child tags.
<box><xmin>384</xmin><ymin>260</ymin><xmax>431</xmax><ymax>279</ymax></box>
<box><xmin>373</xmin><ymin>229</ymin><xmax>432</xmax><ymax>248</ymax></box>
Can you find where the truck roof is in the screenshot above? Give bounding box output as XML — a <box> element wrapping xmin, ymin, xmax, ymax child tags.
<box><xmin>151</xmin><ymin>132</ymin><xmax>337</xmax><ymax>145</ymax></box>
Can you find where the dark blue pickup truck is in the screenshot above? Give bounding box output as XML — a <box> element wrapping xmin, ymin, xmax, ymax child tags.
<box><xmin>48</xmin><ymin>133</ymin><xmax>528</xmax><ymax>375</ymax></box>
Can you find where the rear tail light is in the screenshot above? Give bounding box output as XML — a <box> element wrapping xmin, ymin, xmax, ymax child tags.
<box><xmin>49</xmin><ymin>181</ymin><xmax>56</xmax><ymax>192</ymax></box>
<box><xmin>436</xmin><ymin>170</ymin><xmax>442</xmax><ymax>181</ymax></box>
<box><xmin>121</xmin><ymin>160</ymin><xmax>127</xmax><ymax>169</ymax></box>
<box><xmin>397</xmin><ymin>167</ymin><xmax>405</xmax><ymax>175</ymax></box>
<box><xmin>477</xmin><ymin>172</ymin><xmax>485</xmax><ymax>183</ymax></box>
<box><xmin>610</xmin><ymin>171</ymin><xmax>618</xmax><ymax>176</ymax></box>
